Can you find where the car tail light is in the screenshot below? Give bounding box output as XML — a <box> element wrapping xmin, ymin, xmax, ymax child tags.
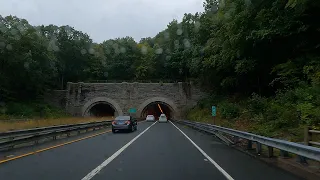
<box><xmin>125</xmin><ymin>120</ymin><xmax>130</xmax><ymax>125</ymax></box>
<box><xmin>112</xmin><ymin>121</ymin><xmax>117</xmax><ymax>125</ymax></box>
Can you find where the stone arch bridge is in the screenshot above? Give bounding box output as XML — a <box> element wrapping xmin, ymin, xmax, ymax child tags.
<box><xmin>47</xmin><ymin>82</ymin><xmax>206</xmax><ymax>119</ymax></box>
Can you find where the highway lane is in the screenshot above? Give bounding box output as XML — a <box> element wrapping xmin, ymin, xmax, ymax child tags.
<box><xmin>172</xmin><ymin>122</ymin><xmax>303</xmax><ymax>180</ymax></box>
<box><xmin>0</xmin><ymin>121</ymin><xmax>302</xmax><ymax>180</ymax></box>
<box><xmin>87</xmin><ymin>121</ymin><xmax>227</xmax><ymax>180</ymax></box>
<box><xmin>0</xmin><ymin>121</ymin><xmax>153</xmax><ymax>180</ymax></box>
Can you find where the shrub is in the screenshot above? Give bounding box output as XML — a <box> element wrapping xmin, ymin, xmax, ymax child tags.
<box><xmin>219</xmin><ymin>102</ymin><xmax>240</xmax><ymax>119</ymax></box>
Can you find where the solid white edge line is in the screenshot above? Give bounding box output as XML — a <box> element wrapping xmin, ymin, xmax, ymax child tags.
<box><xmin>169</xmin><ymin>121</ymin><xmax>235</xmax><ymax>180</ymax></box>
<box><xmin>81</xmin><ymin>121</ymin><xmax>157</xmax><ymax>180</ymax></box>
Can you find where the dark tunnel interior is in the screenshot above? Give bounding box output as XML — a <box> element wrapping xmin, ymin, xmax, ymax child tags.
<box><xmin>89</xmin><ymin>103</ymin><xmax>115</xmax><ymax>117</ymax></box>
<box><xmin>141</xmin><ymin>102</ymin><xmax>172</xmax><ymax>120</ymax></box>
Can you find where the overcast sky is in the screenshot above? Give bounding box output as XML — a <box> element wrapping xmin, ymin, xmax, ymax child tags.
<box><xmin>0</xmin><ymin>0</ymin><xmax>205</xmax><ymax>43</ymax></box>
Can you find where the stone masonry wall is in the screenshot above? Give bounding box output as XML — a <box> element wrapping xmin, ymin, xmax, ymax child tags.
<box><xmin>65</xmin><ymin>82</ymin><xmax>206</xmax><ymax>119</ymax></box>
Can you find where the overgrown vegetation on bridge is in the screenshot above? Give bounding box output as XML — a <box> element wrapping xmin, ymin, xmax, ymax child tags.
<box><xmin>0</xmin><ymin>0</ymin><xmax>319</xmax><ymax>137</ymax></box>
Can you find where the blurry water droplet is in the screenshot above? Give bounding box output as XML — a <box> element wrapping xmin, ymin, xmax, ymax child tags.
<box><xmin>104</xmin><ymin>72</ymin><xmax>108</xmax><ymax>77</ymax></box>
<box><xmin>114</xmin><ymin>48</ymin><xmax>120</xmax><ymax>55</ymax></box>
<box><xmin>155</xmin><ymin>48</ymin><xmax>163</xmax><ymax>54</ymax></box>
<box><xmin>24</xmin><ymin>62</ymin><xmax>30</xmax><ymax>69</ymax></box>
<box><xmin>141</xmin><ymin>46</ymin><xmax>148</xmax><ymax>55</ymax></box>
<box><xmin>165</xmin><ymin>49</ymin><xmax>170</xmax><ymax>54</ymax></box>
<box><xmin>245</xmin><ymin>0</ymin><xmax>252</xmax><ymax>6</ymax></box>
<box><xmin>112</xmin><ymin>43</ymin><xmax>118</xmax><ymax>49</ymax></box>
<box><xmin>174</xmin><ymin>40</ymin><xmax>179</xmax><ymax>49</ymax></box>
<box><xmin>0</xmin><ymin>42</ymin><xmax>5</xmax><ymax>49</ymax></box>
<box><xmin>120</xmin><ymin>47</ymin><xmax>126</xmax><ymax>53</ymax></box>
<box><xmin>117</xmin><ymin>168</ymin><xmax>123</xmax><ymax>172</ymax></box>
<box><xmin>183</xmin><ymin>39</ymin><xmax>191</xmax><ymax>48</ymax></box>
<box><xmin>224</xmin><ymin>12</ymin><xmax>231</xmax><ymax>19</ymax></box>
<box><xmin>220</xmin><ymin>0</ymin><xmax>226</xmax><ymax>8</ymax></box>
<box><xmin>17</xmin><ymin>24</ymin><xmax>24</xmax><ymax>32</ymax></box>
<box><xmin>53</xmin><ymin>45</ymin><xmax>60</xmax><ymax>52</ymax></box>
<box><xmin>14</xmin><ymin>35</ymin><xmax>21</xmax><ymax>41</ymax></box>
<box><xmin>164</xmin><ymin>32</ymin><xmax>170</xmax><ymax>40</ymax></box>
<box><xmin>81</xmin><ymin>49</ymin><xmax>87</xmax><ymax>55</ymax></box>
<box><xmin>89</xmin><ymin>48</ymin><xmax>95</xmax><ymax>54</ymax></box>
<box><xmin>0</xmin><ymin>26</ymin><xmax>7</xmax><ymax>33</ymax></box>
<box><xmin>166</xmin><ymin>56</ymin><xmax>171</xmax><ymax>61</ymax></box>
<box><xmin>6</xmin><ymin>44</ymin><xmax>12</xmax><ymax>51</ymax></box>
<box><xmin>194</xmin><ymin>21</ymin><xmax>201</xmax><ymax>30</ymax></box>
<box><xmin>176</xmin><ymin>29</ymin><xmax>183</xmax><ymax>36</ymax></box>
<box><xmin>211</xmin><ymin>5</ymin><xmax>218</xmax><ymax>13</ymax></box>
<box><xmin>10</xmin><ymin>29</ymin><xmax>18</xmax><ymax>36</ymax></box>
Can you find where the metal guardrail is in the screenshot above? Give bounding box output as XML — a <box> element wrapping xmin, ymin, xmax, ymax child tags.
<box><xmin>174</xmin><ymin>120</ymin><xmax>320</xmax><ymax>162</ymax></box>
<box><xmin>0</xmin><ymin>121</ymin><xmax>112</xmax><ymax>151</ymax></box>
<box><xmin>305</xmin><ymin>127</ymin><xmax>320</xmax><ymax>147</ymax></box>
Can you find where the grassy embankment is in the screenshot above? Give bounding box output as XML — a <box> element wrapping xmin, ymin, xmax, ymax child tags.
<box><xmin>0</xmin><ymin>102</ymin><xmax>113</xmax><ymax>132</ymax></box>
<box><xmin>187</xmin><ymin>85</ymin><xmax>320</xmax><ymax>142</ymax></box>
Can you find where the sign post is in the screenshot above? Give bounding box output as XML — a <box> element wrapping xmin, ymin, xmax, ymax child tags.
<box><xmin>211</xmin><ymin>105</ymin><xmax>216</xmax><ymax>125</ymax></box>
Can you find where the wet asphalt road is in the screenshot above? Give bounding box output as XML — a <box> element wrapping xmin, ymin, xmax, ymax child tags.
<box><xmin>0</xmin><ymin>121</ymin><xmax>302</xmax><ymax>180</ymax></box>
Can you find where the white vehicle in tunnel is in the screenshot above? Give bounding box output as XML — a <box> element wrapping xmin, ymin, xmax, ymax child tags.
<box><xmin>158</xmin><ymin>114</ymin><xmax>168</xmax><ymax>123</ymax></box>
<box><xmin>146</xmin><ymin>115</ymin><xmax>155</xmax><ymax>121</ymax></box>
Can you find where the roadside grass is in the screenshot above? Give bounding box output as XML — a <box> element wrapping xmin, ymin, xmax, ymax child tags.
<box><xmin>0</xmin><ymin>116</ymin><xmax>114</xmax><ymax>132</ymax></box>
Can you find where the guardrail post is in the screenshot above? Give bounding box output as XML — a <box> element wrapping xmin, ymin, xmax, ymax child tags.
<box><xmin>256</xmin><ymin>142</ymin><xmax>262</xmax><ymax>154</ymax></box>
<box><xmin>247</xmin><ymin>140</ymin><xmax>253</xmax><ymax>150</ymax></box>
<box><xmin>297</xmin><ymin>155</ymin><xmax>308</xmax><ymax>164</ymax></box>
<box><xmin>267</xmin><ymin>146</ymin><xmax>273</xmax><ymax>158</ymax></box>
<box><xmin>304</xmin><ymin>127</ymin><xmax>311</xmax><ymax>146</ymax></box>
<box><xmin>280</xmin><ymin>150</ymin><xmax>289</xmax><ymax>158</ymax></box>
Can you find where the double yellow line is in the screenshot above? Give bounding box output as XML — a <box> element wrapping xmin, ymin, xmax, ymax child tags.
<box><xmin>0</xmin><ymin>130</ymin><xmax>111</xmax><ymax>164</ymax></box>
<box><xmin>0</xmin><ymin>120</ymin><xmax>147</xmax><ymax>164</ymax></box>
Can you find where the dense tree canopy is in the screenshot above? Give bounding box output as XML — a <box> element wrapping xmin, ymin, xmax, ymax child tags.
<box><xmin>0</xmin><ymin>0</ymin><xmax>319</xmax><ymax>103</ymax></box>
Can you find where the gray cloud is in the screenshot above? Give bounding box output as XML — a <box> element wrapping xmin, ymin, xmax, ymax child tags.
<box><xmin>0</xmin><ymin>0</ymin><xmax>204</xmax><ymax>43</ymax></box>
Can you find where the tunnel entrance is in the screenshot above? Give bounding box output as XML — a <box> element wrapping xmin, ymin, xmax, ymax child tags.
<box><xmin>141</xmin><ymin>101</ymin><xmax>173</xmax><ymax>120</ymax></box>
<box><xmin>88</xmin><ymin>103</ymin><xmax>115</xmax><ymax>117</ymax></box>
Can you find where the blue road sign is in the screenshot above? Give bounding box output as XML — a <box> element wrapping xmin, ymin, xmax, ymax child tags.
<box><xmin>212</xmin><ymin>106</ymin><xmax>216</xmax><ymax>117</ymax></box>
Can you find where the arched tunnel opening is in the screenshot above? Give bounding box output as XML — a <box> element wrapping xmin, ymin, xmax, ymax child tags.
<box><xmin>88</xmin><ymin>103</ymin><xmax>116</xmax><ymax>117</ymax></box>
<box><xmin>141</xmin><ymin>101</ymin><xmax>173</xmax><ymax>120</ymax></box>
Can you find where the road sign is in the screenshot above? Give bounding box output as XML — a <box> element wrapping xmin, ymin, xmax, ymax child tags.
<box><xmin>128</xmin><ymin>108</ymin><xmax>137</xmax><ymax>113</ymax></box>
<box><xmin>212</xmin><ymin>106</ymin><xmax>216</xmax><ymax>117</ymax></box>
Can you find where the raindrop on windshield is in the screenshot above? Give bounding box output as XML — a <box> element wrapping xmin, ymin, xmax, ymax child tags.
<box><xmin>141</xmin><ymin>46</ymin><xmax>148</xmax><ymax>55</ymax></box>
<box><xmin>81</xmin><ymin>49</ymin><xmax>87</xmax><ymax>55</ymax></box>
<box><xmin>245</xmin><ymin>0</ymin><xmax>252</xmax><ymax>6</ymax></box>
<box><xmin>164</xmin><ymin>32</ymin><xmax>170</xmax><ymax>40</ymax></box>
<box><xmin>120</xmin><ymin>47</ymin><xmax>126</xmax><ymax>53</ymax></box>
<box><xmin>10</xmin><ymin>28</ymin><xmax>18</xmax><ymax>36</ymax></box>
<box><xmin>104</xmin><ymin>72</ymin><xmax>108</xmax><ymax>77</ymax></box>
<box><xmin>176</xmin><ymin>29</ymin><xmax>183</xmax><ymax>36</ymax></box>
<box><xmin>155</xmin><ymin>48</ymin><xmax>163</xmax><ymax>54</ymax></box>
<box><xmin>183</xmin><ymin>39</ymin><xmax>191</xmax><ymax>48</ymax></box>
<box><xmin>14</xmin><ymin>35</ymin><xmax>21</xmax><ymax>41</ymax></box>
<box><xmin>112</xmin><ymin>43</ymin><xmax>119</xmax><ymax>49</ymax></box>
<box><xmin>194</xmin><ymin>21</ymin><xmax>201</xmax><ymax>30</ymax></box>
<box><xmin>89</xmin><ymin>48</ymin><xmax>95</xmax><ymax>54</ymax></box>
<box><xmin>6</xmin><ymin>44</ymin><xmax>13</xmax><ymax>51</ymax></box>
<box><xmin>24</xmin><ymin>62</ymin><xmax>30</xmax><ymax>70</ymax></box>
<box><xmin>0</xmin><ymin>42</ymin><xmax>5</xmax><ymax>49</ymax></box>
<box><xmin>114</xmin><ymin>48</ymin><xmax>120</xmax><ymax>55</ymax></box>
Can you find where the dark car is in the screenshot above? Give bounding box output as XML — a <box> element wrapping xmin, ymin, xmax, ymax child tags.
<box><xmin>112</xmin><ymin>116</ymin><xmax>137</xmax><ymax>133</ymax></box>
